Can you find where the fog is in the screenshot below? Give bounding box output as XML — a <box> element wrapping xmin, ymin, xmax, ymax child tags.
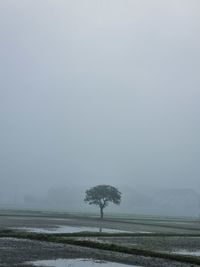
<box><xmin>0</xmin><ymin>1</ymin><xmax>200</xmax><ymax>215</ymax></box>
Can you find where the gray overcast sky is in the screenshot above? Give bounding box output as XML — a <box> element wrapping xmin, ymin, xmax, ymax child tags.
<box><xmin>0</xmin><ymin>0</ymin><xmax>200</xmax><ymax>195</ymax></box>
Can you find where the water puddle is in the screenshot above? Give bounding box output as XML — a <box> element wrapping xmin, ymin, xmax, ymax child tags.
<box><xmin>30</xmin><ymin>258</ymin><xmax>140</xmax><ymax>266</ymax></box>
<box><xmin>172</xmin><ymin>250</ymin><xmax>200</xmax><ymax>256</ymax></box>
<box><xmin>13</xmin><ymin>225</ymin><xmax>131</xmax><ymax>234</ymax></box>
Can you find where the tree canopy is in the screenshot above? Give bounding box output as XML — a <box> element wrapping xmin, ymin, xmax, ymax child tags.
<box><xmin>84</xmin><ymin>185</ymin><xmax>121</xmax><ymax>219</ymax></box>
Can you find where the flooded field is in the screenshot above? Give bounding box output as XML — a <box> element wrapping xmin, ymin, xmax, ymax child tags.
<box><xmin>30</xmin><ymin>258</ymin><xmax>140</xmax><ymax>267</ymax></box>
<box><xmin>1</xmin><ymin>213</ymin><xmax>200</xmax><ymax>234</ymax></box>
<box><xmin>0</xmin><ymin>211</ymin><xmax>200</xmax><ymax>267</ymax></box>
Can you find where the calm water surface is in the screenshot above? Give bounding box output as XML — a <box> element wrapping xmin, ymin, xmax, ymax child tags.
<box><xmin>173</xmin><ymin>250</ymin><xmax>200</xmax><ymax>256</ymax></box>
<box><xmin>14</xmin><ymin>225</ymin><xmax>131</xmax><ymax>233</ymax></box>
<box><xmin>30</xmin><ymin>258</ymin><xmax>141</xmax><ymax>267</ymax></box>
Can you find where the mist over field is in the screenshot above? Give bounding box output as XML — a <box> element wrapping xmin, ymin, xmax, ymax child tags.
<box><xmin>0</xmin><ymin>0</ymin><xmax>200</xmax><ymax>216</ymax></box>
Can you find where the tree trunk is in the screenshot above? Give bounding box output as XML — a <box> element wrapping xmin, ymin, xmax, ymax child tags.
<box><xmin>100</xmin><ymin>207</ymin><xmax>104</xmax><ymax>219</ymax></box>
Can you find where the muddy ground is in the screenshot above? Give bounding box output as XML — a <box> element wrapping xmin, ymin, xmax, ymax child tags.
<box><xmin>0</xmin><ymin>237</ymin><xmax>197</xmax><ymax>267</ymax></box>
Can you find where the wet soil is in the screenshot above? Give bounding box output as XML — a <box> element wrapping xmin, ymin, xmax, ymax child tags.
<box><xmin>0</xmin><ymin>237</ymin><xmax>197</xmax><ymax>267</ymax></box>
<box><xmin>0</xmin><ymin>213</ymin><xmax>200</xmax><ymax>266</ymax></box>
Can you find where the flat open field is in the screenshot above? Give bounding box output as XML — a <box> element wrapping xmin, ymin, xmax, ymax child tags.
<box><xmin>0</xmin><ymin>210</ymin><xmax>200</xmax><ymax>266</ymax></box>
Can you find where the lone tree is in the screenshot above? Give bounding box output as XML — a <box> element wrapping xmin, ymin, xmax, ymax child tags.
<box><xmin>84</xmin><ymin>185</ymin><xmax>121</xmax><ymax>219</ymax></box>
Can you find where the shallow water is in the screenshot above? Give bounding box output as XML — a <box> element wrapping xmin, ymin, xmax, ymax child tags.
<box><xmin>173</xmin><ymin>250</ymin><xmax>200</xmax><ymax>256</ymax></box>
<box><xmin>14</xmin><ymin>225</ymin><xmax>131</xmax><ymax>233</ymax></box>
<box><xmin>30</xmin><ymin>258</ymin><xmax>140</xmax><ymax>266</ymax></box>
